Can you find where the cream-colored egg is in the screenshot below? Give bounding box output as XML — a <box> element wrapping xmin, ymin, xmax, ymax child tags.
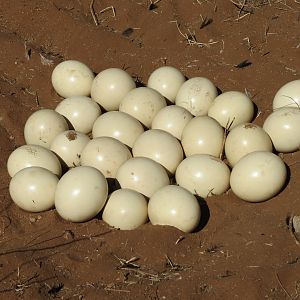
<box><xmin>50</xmin><ymin>130</ymin><xmax>90</xmax><ymax>167</ymax></box>
<box><xmin>7</xmin><ymin>144</ymin><xmax>62</xmax><ymax>177</ymax></box>
<box><xmin>175</xmin><ymin>77</ymin><xmax>218</xmax><ymax>116</ymax></box>
<box><xmin>151</xmin><ymin>105</ymin><xmax>193</xmax><ymax>140</ymax></box>
<box><xmin>230</xmin><ymin>151</ymin><xmax>287</xmax><ymax>202</ymax></box>
<box><xmin>116</xmin><ymin>157</ymin><xmax>169</xmax><ymax>198</ymax></box>
<box><xmin>55</xmin><ymin>96</ymin><xmax>101</xmax><ymax>134</ymax></box>
<box><xmin>132</xmin><ymin>129</ymin><xmax>183</xmax><ymax>175</ymax></box>
<box><xmin>80</xmin><ymin>137</ymin><xmax>132</xmax><ymax>178</ymax></box>
<box><xmin>263</xmin><ymin>107</ymin><xmax>300</xmax><ymax>153</ymax></box>
<box><xmin>148</xmin><ymin>185</ymin><xmax>201</xmax><ymax>233</ymax></box>
<box><xmin>24</xmin><ymin>109</ymin><xmax>69</xmax><ymax>148</ymax></box>
<box><xmin>175</xmin><ymin>154</ymin><xmax>230</xmax><ymax>198</ymax></box>
<box><xmin>91</xmin><ymin>68</ymin><xmax>135</xmax><ymax>111</ymax></box>
<box><xmin>208</xmin><ymin>91</ymin><xmax>255</xmax><ymax>129</ymax></box>
<box><xmin>51</xmin><ymin>60</ymin><xmax>94</xmax><ymax>98</ymax></box>
<box><xmin>181</xmin><ymin>116</ymin><xmax>224</xmax><ymax>157</ymax></box>
<box><xmin>225</xmin><ymin>123</ymin><xmax>273</xmax><ymax>167</ymax></box>
<box><xmin>92</xmin><ymin>111</ymin><xmax>144</xmax><ymax>148</ymax></box>
<box><xmin>55</xmin><ymin>166</ymin><xmax>108</xmax><ymax>222</ymax></box>
<box><xmin>102</xmin><ymin>189</ymin><xmax>148</xmax><ymax>230</ymax></box>
<box><xmin>9</xmin><ymin>167</ymin><xmax>58</xmax><ymax>212</ymax></box>
<box><xmin>273</xmin><ymin>80</ymin><xmax>300</xmax><ymax>110</ymax></box>
<box><xmin>119</xmin><ymin>87</ymin><xmax>167</xmax><ymax>128</ymax></box>
<box><xmin>147</xmin><ymin>66</ymin><xmax>185</xmax><ymax>102</ymax></box>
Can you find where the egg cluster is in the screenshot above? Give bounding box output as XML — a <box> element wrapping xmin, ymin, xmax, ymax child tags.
<box><xmin>7</xmin><ymin>60</ymin><xmax>300</xmax><ymax>233</ymax></box>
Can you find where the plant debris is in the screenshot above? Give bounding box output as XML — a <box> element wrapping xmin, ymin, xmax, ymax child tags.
<box><xmin>234</xmin><ymin>60</ymin><xmax>252</xmax><ymax>68</ymax></box>
<box><xmin>122</xmin><ymin>28</ymin><xmax>134</xmax><ymax>38</ymax></box>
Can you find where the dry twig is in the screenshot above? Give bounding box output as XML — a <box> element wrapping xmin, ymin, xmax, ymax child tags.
<box><xmin>276</xmin><ymin>273</ymin><xmax>293</xmax><ymax>300</ymax></box>
<box><xmin>170</xmin><ymin>20</ymin><xmax>218</xmax><ymax>48</ymax></box>
<box><xmin>90</xmin><ymin>0</ymin><xmax>115</xmax><ymax>26</ymax></box>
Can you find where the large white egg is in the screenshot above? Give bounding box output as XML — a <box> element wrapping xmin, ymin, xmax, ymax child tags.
<box><xmin>91</xmin><ymin>68</ymin><xmax>135</xmax><ymax>111</ymax></box>
<box><xmin>208</xmin><ymin>91</ymin><xmax>255</xmax><ymax>129</ymax></box>
<box><xmin>24</xmin><ymin>109</ymin><xmax>69</xmax><ymax>148</ymax></box>
<box><xmin>151</xmin><ymin>105</ymin><xmax>193</xmax><ymax>140</ymax></box>
<box><xmin>55</xmin><ymin>96</ymin><xmax>101</xmax><ymax>134</ymax></box>
<box><xmin>119</xmin><ymin>87</ymin><xmax>167</xmax><ymax>128</ymax></box>
<box><xmin>273</xmin><ymin>80</ymin><xmax>300</xmax><ymax>110</ymax></box>
<box><xmin>92</xmin><ymin>111</ymin><xmax>144</xmax><ymax>148</ymax></box>
<box><xmin>230</xmin><ymin>151</ymin><xmax>287</xmax><ymax>202</ymax></box>
<box><xmin>147</xmin><ymin>66</ymin><xmax>185</xmax><ymax>102</ymax></box>
<box><xmin>51</xmin><ymin>60</ymin><xmax>94</xmax><ymax>98</ymax></box>
<box><xmin>102</xmin><ymin>189</ymin><xmax>148</xmax><ymax>230</ymax></box>
<box><xmin>175</xmin><ymin>77</ymin><xmax>218</xmax><ymax>116</ymax></box>
<box><xmin>175</xmin><ymin>154</ymin><xmax>230</xmax><ymax>198</ymax></box>
<box><xmin>132</xmin><ymin>129</ymin><xmax>183</xmax><ymax>175</ymax></box>
<box><xmin>80</xmin><ymin>137</ymin><xmax>132</xmax><ymax>178</ymax></box>
<box><xmin>9</xmin><ymin>167</ymin><xmax>59</xmax><ymax>212</ymax></box>
<box><xmin>148</xmin><ymin>185</ymin><xmax>201</xmax><ymax>233</ymax></box>
<box><xmin>181</xmin><ymin>116</ymin><xmax>224</xmax><ymax>157</ymax></box>
<box><xmin>116</xmin><ymin>157</ymin><xmax>170</xmax><ymax>198</ymax></box>
<box><xmin>50</xmin><ymin>130</ymin><xmax>90</xmax><ymax>167</ymax></box>
<box><xmin>263</xmin><ymin>107</ymin><xmax>300</xmax><ymax>153</ymax></box>
<box><xmin>7</xmin><ymin>144</ymin><xmax>62</xmax><ymax>177</ymax></box>
<box><xmin>225</xmin><ymin>123</ymin><xmax>273</xmax><ymax>167</ymax></box>
<box><xmin>55</xmin><ymin>166</ymin><xmax>108</xmax><ymax>222</ymax></box>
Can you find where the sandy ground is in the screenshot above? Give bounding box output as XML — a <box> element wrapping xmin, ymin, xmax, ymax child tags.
<box><xmin>0</xmin><ymin>1</ymin><xmax>300</xmax><ymax>299</ymax></box>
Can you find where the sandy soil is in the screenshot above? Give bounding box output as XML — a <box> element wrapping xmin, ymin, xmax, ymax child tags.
<box><xmin>0</xmin><ymin>0</ymin><xmax>300</xmax><ymax>299</ymax></box>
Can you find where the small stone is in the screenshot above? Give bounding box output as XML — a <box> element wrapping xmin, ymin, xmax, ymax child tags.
<box><xmin>292</xmin><ymin>216</ymin><xmax>300</xmax><ymax>233</ymax></box>
<box><xmin>29</xmin><ymin>217</ymin><xmax>37</xmax><ymax>223</ymax></box>
<box><xmin>63</xmin><ymin>230</ymin><xmax>75</xmax><ymax>240</ymax></box>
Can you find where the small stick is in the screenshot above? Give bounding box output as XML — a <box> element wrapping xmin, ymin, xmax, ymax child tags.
<box><xmin>115</xmin><ymin>255</ymin><xmax>140</xmax><ymax>268</ymax></box>
<box><xmin>149</xmin><ymin>0</ymin><xmax>162</xmax><ymax>12</ymax></box>
<box><xmin>100</xmin><ymin>6</ymin><xmax>116</xmax><ymax>17</ymax></box>
<box><xmin>235</xmin><ymin>12</ymin><xmax>250</xmax><ymax>21</ymax></box>
<box><xmin>35</xmin><ymin>92</ymin><xmax>40</xmax><ymax>107</ymax></box>
<box><xmin>170</xmin><ymin>20</ymin><xmax>218</xmax><ymax>48</ymax></box>
<box><xmin>219</xmin><ymin>117</ymin><xmax>235</xmax><ymax>160</ymax></box>
<box><xmin>150</xmin><ymin>0</ymin><xmax>162</xmax><ymax>5</ymax></box>
<box><xmin>238</xmin><ymin>0</ymin><xmax>246</xmax><ymax>19</ymax></box>
<box><xmin>165</xmin><ymin>254</ymin><xmax>175</xmax><ymax>268</ymax></box>
<box><xmin>276</xmin><ymin>273</ymin><xmax>293</xmax><ymax>300</ymax></box>
<box><xmin>207</xmin><ymin>188</ymin><xmax>216</xmax><ymax>197</ymax></box>
<box><xmin>243</xmin><ymin>37</ymin><xmax>254</xmax><ymax>53</ymax></box>
<box><xmin>175</xmin><ymin>236</ymin><xmax>184</xmax><ymax>245</ymax></box>
<box><xmin>24</xmin><ymin>88</ymin><xmax>40</xmax><ymax>107</ymax></box>
<box><xmin>104</xmin><ymin>287</ymin><xmax>130</xmax><ymax>293</ymax></box>
<box><xmin>90</xmin><ymin>0</ymin><xmax>98</xmax><ymax>26</ymax></box>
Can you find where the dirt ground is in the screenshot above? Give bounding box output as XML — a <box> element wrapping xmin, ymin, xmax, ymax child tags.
<box><xmin>0</xmin><ymin>0</ymin><xmax>300</xmax><ymax>299</ymax></box>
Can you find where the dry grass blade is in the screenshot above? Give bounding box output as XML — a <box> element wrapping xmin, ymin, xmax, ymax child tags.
<box><xmin>90</xmin><ymin>0</ymin><xmax>98</xmax><ymax>26</ymax></box>
<box><xmin>220</xmin><ymin>117</ymin><xmax>235</xmax><ymax>160</ymax></box>
<box><xmin>175</xmin><ymin>236</ymin><xmax>185</xmax><ymax>245</ymax></box>
<box><xmin>115</xmin><ymin>256</ymin><xmax>140</xmax><ymax>269</ymax></box>
<box><xmin>90</xmin><ymin>1</ymin><xmax>115</xmax><ymax>26</ymax></box>
<box><xmin>121</xmin><ymin>267</ymin><xmax>182</xmax><ymax>284</ymax></box>
<box><xmin>170</xmin><ymin>20</ymin><xmax>218</xmax><ymax>48</ymax></box>
<box><xmin>276</xmin><ymin>273</ymin><xmax>293</xmax><ymax>300</ymax></box>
